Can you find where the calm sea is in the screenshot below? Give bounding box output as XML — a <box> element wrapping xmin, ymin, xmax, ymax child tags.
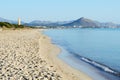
<box><xmin>44</xmin><ymin>28</ymin><xmax>120</xmax><ymax>80</ymax></box>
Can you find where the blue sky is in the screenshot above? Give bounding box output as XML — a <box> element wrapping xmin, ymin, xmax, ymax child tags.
<box><xmin>0</xmin><ymin>0</ymin><xmax>120</xmax><ymax>23</ymax></box>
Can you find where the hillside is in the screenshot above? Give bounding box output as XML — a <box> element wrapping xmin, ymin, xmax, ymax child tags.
<box><xmin>26</xmin><ymin>17</ymin><xmax>120</xmax><ymax>28</ymax></box>
<box><xmin>63</xmin><ymin>17</ymin><xmax>98</xmax><ymax>28</ymax></box>
<box><xmin>26</xmin><ymin>20</ymin><xmax>72</xmax><ymax>27</ymax></box>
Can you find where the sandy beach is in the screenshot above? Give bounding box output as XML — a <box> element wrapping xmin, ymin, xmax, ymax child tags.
<box><xmin>0</xmin><ymin>29</ymin><xmax>92</xmax><ymax>80</ymax></box>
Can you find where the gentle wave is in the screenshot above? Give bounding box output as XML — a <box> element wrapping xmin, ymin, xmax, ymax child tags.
<box><xmin>72</xmin><ymin>52</ymin><xmax>120</xmax><ymax>77</ymax></box>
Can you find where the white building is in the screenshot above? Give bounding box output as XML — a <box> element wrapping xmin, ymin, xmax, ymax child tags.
<box><xmin>18</xmin><ymin>18</ymin><xmax>21</xmax><ymax>25</ymax></box>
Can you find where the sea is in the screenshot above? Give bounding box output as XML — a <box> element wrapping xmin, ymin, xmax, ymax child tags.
<box><xmin>44</xmin><ymin>28</ymin><xmax>120</xmax><ymax>80</ymax></box>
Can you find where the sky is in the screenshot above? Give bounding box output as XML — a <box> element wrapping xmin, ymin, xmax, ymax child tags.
<box><xmin>0</xmin><ymin>0</ymin><xmax>120</xmax><ymax>23</ymax></box>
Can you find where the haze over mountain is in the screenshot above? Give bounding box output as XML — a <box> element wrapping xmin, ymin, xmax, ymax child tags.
<box><xmin>0</xmin><ymin>17</ymin><xmax>120</xmax><ymax>28</ymax></box>
<box><xmin>26</xmin><ymin>17</ymin><xmax>120</xmax><ymax>28</ymax></box>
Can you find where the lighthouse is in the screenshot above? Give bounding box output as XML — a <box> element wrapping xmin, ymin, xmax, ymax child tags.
<box><xmin>18</xmin><ymin>18</ymin><xmax>21</xmax><ymax>25</ymax></box>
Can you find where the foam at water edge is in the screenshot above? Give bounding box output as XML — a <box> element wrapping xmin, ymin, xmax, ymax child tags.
<box><xmin>80</xmin><ymin>56</ymin><xmax>120</xmax><ymax>77</ymax></box>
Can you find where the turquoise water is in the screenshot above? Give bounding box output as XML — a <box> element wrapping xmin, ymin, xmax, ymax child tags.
<box><xmin>44</xmin><ymin>28</ymin><xmax>120</xmax><ymax>80</ymax></box>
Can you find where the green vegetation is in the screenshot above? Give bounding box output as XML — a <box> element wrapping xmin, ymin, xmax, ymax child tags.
<box><xmin>0</xmin><ymin>22</ymin><xmax>30</xmax><ymax>29</ymax></box>
<box><xmin>0</xmin><ymin>22</ymin><xmax>13</xmax><ymax>28</ymax></box>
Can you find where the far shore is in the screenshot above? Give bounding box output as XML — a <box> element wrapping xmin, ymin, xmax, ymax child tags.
<box><xmin>0</xmin><ymin>29</ymin><xmax>92</xmax><ymax>80</ymax></box>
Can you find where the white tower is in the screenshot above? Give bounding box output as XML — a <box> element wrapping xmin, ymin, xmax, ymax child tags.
<box><xmin>18</xmin><ymin>18</ymin><xmax>21</xmax><ymax>25</ymax></box>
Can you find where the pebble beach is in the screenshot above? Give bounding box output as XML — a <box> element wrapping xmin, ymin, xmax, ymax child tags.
<box><xmin>0</xmin><ymin>29</ymin><xmax>92</xmax><ymax>80</ymax></box>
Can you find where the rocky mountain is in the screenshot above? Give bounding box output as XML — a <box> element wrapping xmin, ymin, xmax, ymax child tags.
<box><xmin>62</xmin><ymin>17</ymin><xmax>120</xmax><ymax>28</ymax></box>
<box><xmin>62</xmin><ymin>17</ymin><xmax>99</xmax><ymax>28</ymax></box>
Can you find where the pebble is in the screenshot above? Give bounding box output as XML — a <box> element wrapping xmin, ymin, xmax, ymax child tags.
<box><xmin>0</xmin><ymin>30</ymin><xmax>62</xmax><ymax>80</ymax></box>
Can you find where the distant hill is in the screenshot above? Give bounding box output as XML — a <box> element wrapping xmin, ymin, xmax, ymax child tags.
<box><xmin>97</xmin><ymin>22</ymin><xmax>119</xmax><ymax>28</ymax></box>
<box><xmin>26</xmin><ymin>17</ymin><xmax>120</xmax><ymax>28</ymax></box>
<box><xmin>62</xmin><ymin>17</ymin><xmax>98</xmax><ymax>28</ymax></box>
<box><xmin>26</xmin><ymin>20</ymin><xmax>72</xmax><ymax>27</ymax></box>
<box><xmin>26</xmin><ymin>20</ymin><xmax>58</xmax><ymax>26</ymax></box>
<box><xmin>62</xmin><ymin>17</ymin><xmax>120</xmax><ymax>28</ymax></box>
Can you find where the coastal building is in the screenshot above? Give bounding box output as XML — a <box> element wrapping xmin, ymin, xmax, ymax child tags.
<box><xmin>18</xmin><ymin>18</ymin><xmax>21</xmax><ymax>25</ymax></box>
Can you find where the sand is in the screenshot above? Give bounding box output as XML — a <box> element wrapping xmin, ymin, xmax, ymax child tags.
<box><xmin>0</xmin><ymin>29</ymin><xmax>92</xmax><ymax>80</ymax></box>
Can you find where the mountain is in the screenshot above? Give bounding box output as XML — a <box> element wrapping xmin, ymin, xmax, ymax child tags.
<box><xmin>26</xmin><ymin>21</ymin><xmax>49</xmax><ymax>26</ymax></box>
<box><xmin>26</xmin><ymin>20</ymin><xmax>72</xmax><ymax>26</ymax></box>
<box><xmin>62</xmin><ymin>17</ymin><xmax>120</xmax><ymax>28</ymax></box>
<box><xmin>63</xmin><ymin>17</ymin><xmax>99</xmax><ymax>28</ymax></box>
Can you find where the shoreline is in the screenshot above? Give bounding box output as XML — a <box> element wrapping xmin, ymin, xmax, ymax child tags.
<box><xmin>43</xmin><ymin>28</ymin><xmax>120</xmax><ymax>80</ymax></box>
<box><xmin>39</xmin><ymin>29</ymin><xmax>92</xmax><ymax>80</ymax></box>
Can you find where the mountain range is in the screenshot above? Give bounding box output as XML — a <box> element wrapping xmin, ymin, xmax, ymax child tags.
<box><xmin>0</xmin><ymin>17</ymin><xmax>120</xmax><ymax>28</ymax></box>
<box><xmin>25</xmin><ymin>20</ymin><xmax>73</xmax><ymax>27</ymax></box>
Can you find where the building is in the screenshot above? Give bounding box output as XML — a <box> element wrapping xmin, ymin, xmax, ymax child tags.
<box><xmin>18</xmin><ymin>18</ymin><xmax>21</xmax><ymax>25</ymax></box>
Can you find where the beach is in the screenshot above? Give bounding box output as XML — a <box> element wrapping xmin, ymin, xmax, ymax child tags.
<box><xmin>0</xmin><ymin>29</ymin><xmax>92</xmax><ymax>80</ymax></box>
